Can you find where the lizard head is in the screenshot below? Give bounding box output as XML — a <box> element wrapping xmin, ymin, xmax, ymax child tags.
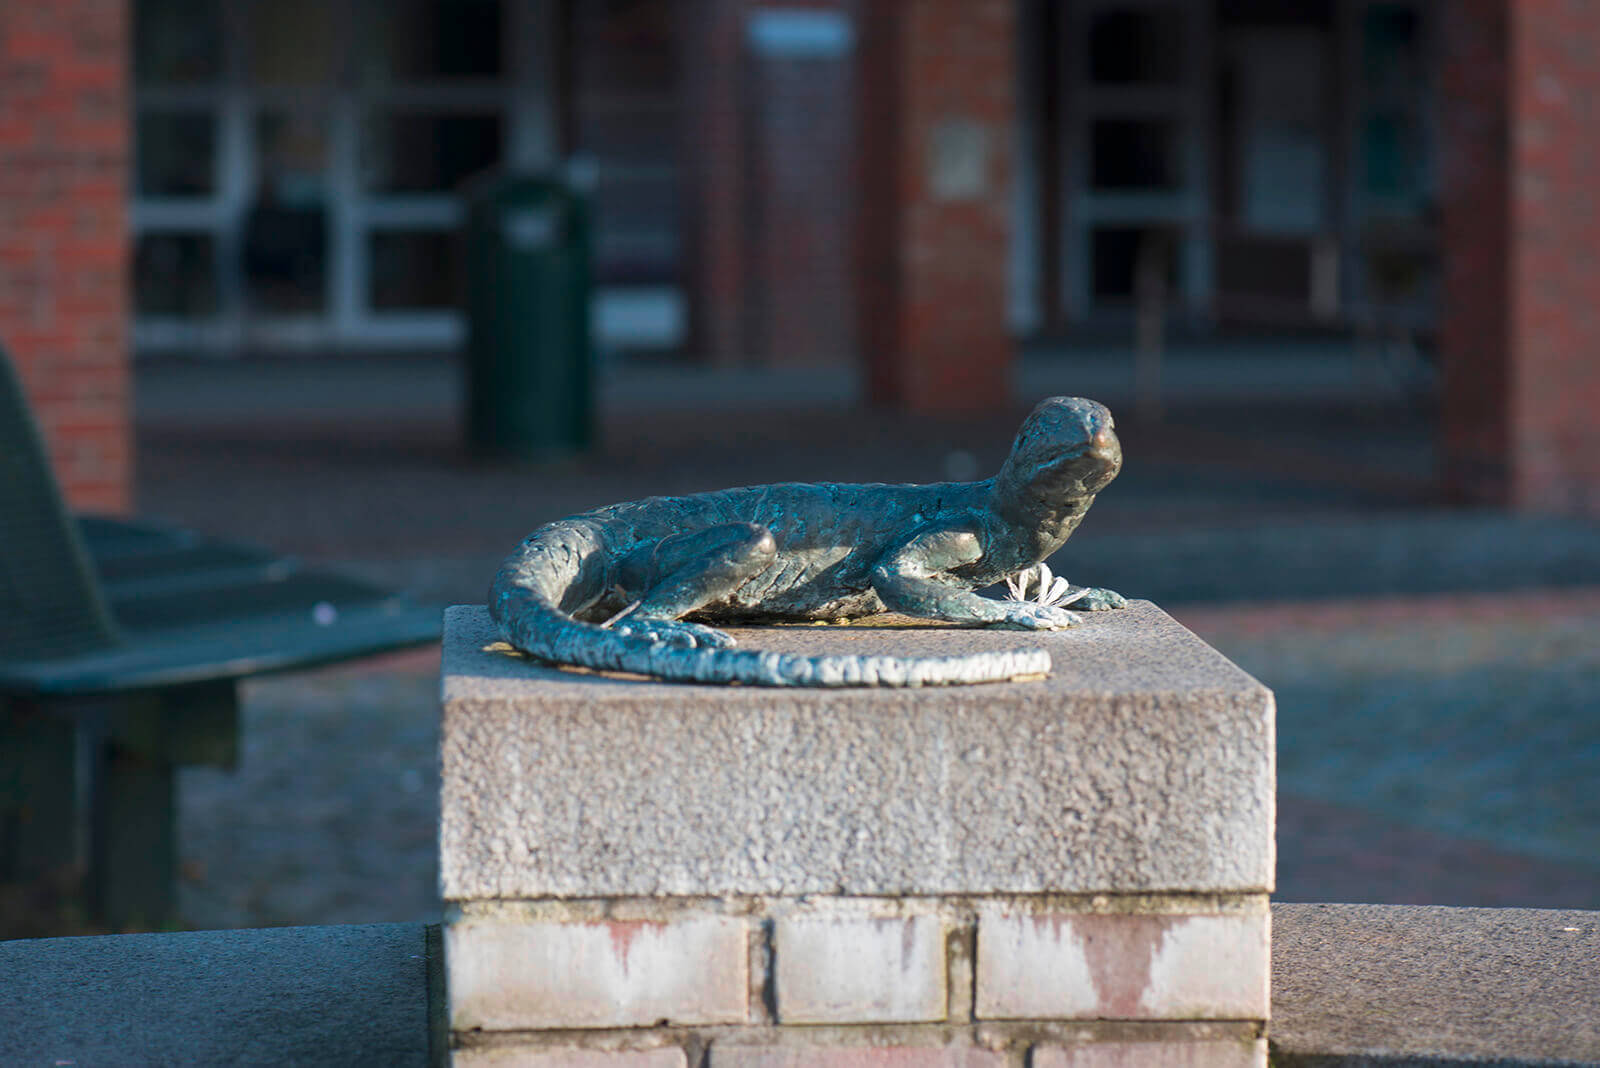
<box><xmin>996</xmin><ymin>396</ymin><xmax>1122</xmax><ymax>504</ymax></box>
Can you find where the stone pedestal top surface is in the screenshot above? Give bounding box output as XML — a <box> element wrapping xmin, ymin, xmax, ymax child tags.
<box><xmin>439</xmin><ymin>603</ymin><xmax>1274</xmax><ymax>900</ymax></box>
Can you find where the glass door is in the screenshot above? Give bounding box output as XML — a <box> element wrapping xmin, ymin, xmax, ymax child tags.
<box><xmin>1061</xmin><ymin>0</ymin><xmax>1214</xmax><ymax>324</ymax></box>
<box><xmin>131</xmin><ymin>0</ymin><xmax>538</xmax><ymax>354</ymax></box>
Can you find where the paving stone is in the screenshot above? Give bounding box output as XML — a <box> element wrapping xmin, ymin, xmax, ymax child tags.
<box><xmin>773</xmin><ymin>908</ymin><xmax>946</xmax><ymax>1023</ymax></box>
<box><xmin>440</xmin><ymin>603</ymin><xmax>1273</xmax><ymax>899</ymax></box>
<box><xmin>446</xmin><ymin>910</ymin><xmax>748</xmax><ymax>1031</ymax></box>
<box><xmin>0</xmin><ymin>923</ymin><xmax>434</xmax><ymax>1066</ymax></box>
<box><xmin>1030</xmin><ymin>1039</ymin><xmax>1267</xmax><ymax>1067</ymax></box>
<box><xmin>1271</xmin><ymin>902</ymin><xmax>1600</xmax><ymax>1064</ymax></box>
<box><xmin>976</xmin><ymin>906</ymin><xmax>1269</xmax><ymax>1020</ymax></box>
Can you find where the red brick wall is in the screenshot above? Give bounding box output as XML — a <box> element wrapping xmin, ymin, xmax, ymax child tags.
<box><xmin>1507</xmin><ymin>2</ymin><xmax>1600</xmax><ymax>514</ymax></box>
<box><xmin>1440</xmin><ymin>1</ymin><xmax>1600</xmax><ymax>515</ymax></box>
<box><xmin>0</xmin><ymin>0</ymin><xmax>130</xmax><ymax>514</ymax></box>
<box><xmin>681</xmin><ymin>0</ymin><xmax>752</xmax><ymax>366</ymax></box>
<box><xmin>856</xmin><ymin>0</ymin><xmax>1015</xmax><ymax>413</ymax></box>
<box><xmin>749</xmin><ymin>23</ymin><xmax>855</xmax><ymax>366</ymax></box>
<box><xmin>682</xmin><ymin>0</ymin><xmax>856</xmax><ymax>368</ymax></box>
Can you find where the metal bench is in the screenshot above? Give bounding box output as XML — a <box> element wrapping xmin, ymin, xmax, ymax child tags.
<box><xmin>0</xmin><ymin>346</ymin><xmax>442</xmax><ymax>931</ymax></box>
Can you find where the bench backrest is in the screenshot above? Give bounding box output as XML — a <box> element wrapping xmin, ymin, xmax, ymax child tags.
<box><xmin>0</xmin><ymin>345</ymin><xmax>122</xmax><ymax>661</ymax></box>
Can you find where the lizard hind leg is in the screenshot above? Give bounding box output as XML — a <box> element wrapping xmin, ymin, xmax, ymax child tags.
<box><xmin>613</xmin><ymin>522</ymin><xmax>778</xmax><ymax>649</ymax></box>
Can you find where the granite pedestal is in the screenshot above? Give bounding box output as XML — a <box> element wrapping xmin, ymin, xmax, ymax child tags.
<box><xmin>439</xmin><ymin>603</ymin><xmax>1274</xmax><ymax>1066</ymax></box>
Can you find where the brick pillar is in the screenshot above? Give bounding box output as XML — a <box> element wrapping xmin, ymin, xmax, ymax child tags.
<box><xmin>746</xmin><ymin>6</ymin><xmax>856</xmax><ymax>367</ymax></box>
<box><xmin>855</xmin><ymin>0</ymin><xmax>1015</xmax><ymax>414</ymax></box>
<box><xmin>1439</xmin><ymin>1</ymin><xmax>1600</xmax><ymax>515</ymax></box>
<box><xmin>0</xmin><ymin>0</ymin><xmax>130</xmax><ymax>515</ymax></box>
<box><xmin>680</xmin><ymin>0</ymin><xmax>751</xmax><ymax>366</ymax></box>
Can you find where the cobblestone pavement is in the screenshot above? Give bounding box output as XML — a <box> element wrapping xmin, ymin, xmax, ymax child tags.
<box><xmin>178</xmin><ymin>656</ymin><xmax>442</xmax><ymax>930</ymax></box>
<box><xmin>1180</xmin><ymin>590</ymin><xmax>1600</xmax><ymax>908</ymax></box>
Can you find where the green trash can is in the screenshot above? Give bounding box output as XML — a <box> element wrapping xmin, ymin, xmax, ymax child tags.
<box><xmin>462</xmin><ymin>174</ymin><xmax>593</xmax><ymax>457</ymax></box>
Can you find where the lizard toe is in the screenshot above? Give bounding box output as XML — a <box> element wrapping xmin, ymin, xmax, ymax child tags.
<box><xmin>618</xmin><ymin>618</ymin><xmax>734</xmax><ymax>650</ymax></box>
<box><xmin>997</xmin><ymin>602</ymin><xmax>1079</xmax><ymax>630</ymax></box>
<box><xmin>683</xmin><ymin>624</ymin><xmax>737</xmax><ymax>649</ymax></box>
<box><xmin>1068</xmin><ymin>588</ymin><xmax>1127</xmax><ymax>611</ymax></box>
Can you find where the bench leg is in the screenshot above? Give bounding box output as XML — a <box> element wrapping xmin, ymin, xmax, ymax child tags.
<box><xmin>83</xmin><ymin>682</ymin><xmax>236</xmax><ymax>931</ymax></box>
<box><xmin>89</xmin><ymin>742</ymin><xmax>176</xmax><ymax>932</ymax></box>
<box><xmin>0</xmin><ymin>700</ymin><xmax>79</xmax><ymax>882</ymax></box>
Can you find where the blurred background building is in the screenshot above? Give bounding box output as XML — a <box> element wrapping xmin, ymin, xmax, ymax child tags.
<box><xmin>120</xmin><ymin>0</ymin><xmax>1438</xmax><ymax>358</ymax></box>
<box><xmin>4</xmin><ymin>0</ymin><xmax>1599</xmax><ymax>936</ymax></box>
<box><xmin>2</xmin><ymin>0</ymin><xmax>1596</xmax><ymax>515</ymax></box>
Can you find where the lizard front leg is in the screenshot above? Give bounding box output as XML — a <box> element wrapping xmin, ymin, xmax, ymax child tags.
<box><xmin>610</xmin><ymin>522</ymin><xmax>778</xmax><ymax>648</ymax></box>
<box><xmin>871</xmin><ymin>529</ymin><xmax>1079</xmax><ymax>630</ymax></box>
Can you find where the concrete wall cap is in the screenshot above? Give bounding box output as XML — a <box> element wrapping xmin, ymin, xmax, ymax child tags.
<box><xmin>439</xmin><ymin>603</ymin><xmax>1275</xmax><ymax>900</ymax></box>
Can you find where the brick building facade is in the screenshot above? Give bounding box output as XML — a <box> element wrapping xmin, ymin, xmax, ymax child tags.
<box><xmin>856</xmin><ymin>0</ymin><xmax>1016</xmax><ymax>412</ymax></box>
<box><xmin>1439</xmin><ymin>0</ymin><xmax>1600</xmax><ymax>514</ymax></box>
<box><xmin>0</xmin><ymin>0</ymin><xmax>130</xmax><ymax>513</ymax></box>
<box><xmin>4</xmin><ymin>0</ymin><xmax>1598</xmax><ymax>514</ymax></box>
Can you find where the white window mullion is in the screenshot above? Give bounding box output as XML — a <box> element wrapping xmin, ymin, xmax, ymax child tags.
<box><xmin>215</xmin><ymin>91</ymin><xmax>251</xmax><ymax>346</ymax></box>
<box><xmin>1064</xmin><ymin>0</ymin><xmax>1213</xmax><ymax>322</ymax></box>
<box><xmin>1063</xmin><ymin>1</ymin><xmax>1091</xmax><ymax>320</ymax></box>
<box><xmin>329</xmin><ymin>94</ymin><xmax>364</xmax><ymax>339</ymax></box>
<box><xmin>1183</xmin><ymin>0</ymin><xmax>1214</xmax><ymax>320</ymax></box>
<box><xmin>361</xmin><ymin>199</ymin><xmax>464</xmax><ymax>229</ymax></box>
<box><xmin>329</xmin><ymin>0</ymin><xmax>365</xmax><ymax>340</ymax></box>
<box><xmin>214</xmin><ymin>1</ymin><xmax>252</xmax><ymax>348</ymax></box>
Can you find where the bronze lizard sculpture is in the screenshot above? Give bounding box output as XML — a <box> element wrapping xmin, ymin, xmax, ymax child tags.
<box><xmin>490</xmin><ymin>395</ymin><xmax>1126</xmax><ymax>686</ymax></box>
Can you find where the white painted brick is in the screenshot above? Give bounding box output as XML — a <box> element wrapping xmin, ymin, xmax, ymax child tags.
<box><xmin>1030</xmin><ymin>1039</ymin><xmax>1267</xmax><ymax>1068</ymax></box>
<box><xmin>773</xmin><ymin>909</ymin><xmax>946</xmax><ymax>1023</ymax></box>
<box><xmin>447</xmin><ymin>914</ymin><xmax>748</xmax><ymax>1030</ymax></box>
<box><xmin>976</xmin><ymin>908</ymin><xmax>1269</xmax><ymax>1020</ymax></box>
<box><xmin>454</xmin><ymin>1048</ymin><xmax>687</xmax><ymax>1068</ymax></box>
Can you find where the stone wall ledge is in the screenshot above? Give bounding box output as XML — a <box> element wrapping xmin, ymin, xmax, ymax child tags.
<box><xmin>2</xmin><ymin>904</ymin><xmax>1597</xmax><ymax>1065</ymax></box>
<box><xmin>1271</xmin><ymin>903</ymin><xmax>1600</xmax><ymax>1067</ymax></box>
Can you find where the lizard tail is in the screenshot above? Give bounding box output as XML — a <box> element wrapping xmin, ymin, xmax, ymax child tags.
<box><xmin>489</xmin><ymin>527</ymin><xmax>1051</xmax><ymax>688</ymax></box>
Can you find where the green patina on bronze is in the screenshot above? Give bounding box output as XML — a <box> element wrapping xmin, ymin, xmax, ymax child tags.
<box><xmin>490</xmin><ymin>396</ymin><xmax>1126</xmax><ymax>687</ymax></box>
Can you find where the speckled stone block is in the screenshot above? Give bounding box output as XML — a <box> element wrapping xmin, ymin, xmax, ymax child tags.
<box><xmin>439</xmin><ymin>603</ymin><xmax>1274</xmax><ymax>899</ymax></box>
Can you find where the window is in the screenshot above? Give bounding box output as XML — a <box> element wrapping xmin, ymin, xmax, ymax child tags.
<box><xmin>136</xmin><ymin>113</ymin><xmax>217</xmax><ymax>196</ymax></box>
<box><xmin>135</xmin><ymin>0</ymin><xmax>223</xmax><ymax>85</ymax></box>
<box><xmin>369</xmin><ymin>232</ymin><xmax>462</xmax><ymax>310</ymax></box>
<box><xmin>250</xmin><ymin>0</ymin><xmax>338</xmax><ymax>86</ymax></box>
<box><xmin>1091</xmin><ymin>119</ymin><xmax>1183</xmax><ymax>191</ymax></box>
<box><xmin>360</xmin><ymin>0</ymin><xmax>504</xmax><ymax>83</ymax></box>
<box><xmin>363</xmin><ymin>114</ymin><xmax>504</xmax><ymax>194</ymax></box>
<box><xmin>135</xmin><ymin>233</ymin><xmax>219</xmax><ymax>316</ymax></box>
<box><xmin>1088</xmin><ymin>11</ymin><xmax>1184</xmax><ymax>85</ymax></box>
<box><xmin>130</xmin><ymin>0</ymin><xmax>531</xmax><ymax>345</ymax></box>
<box><xmin>1091</xmin><ymin>226</ymin><xmax>1181</xmax><ymax>300</ymax></box>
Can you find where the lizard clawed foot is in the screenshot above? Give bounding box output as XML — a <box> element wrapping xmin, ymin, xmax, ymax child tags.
<box><xmin>613</xmin><ymin>618</ymin><xmax>737</xmax><ymax>650</ymax></box>
<box><xmin>992</xmin><ymin>601</ymin><xmax>1079</xmax><ymax>631</ymax></box>
<box><xmin>1064</xmin><ymin>587</ymin><xmax>1127</xmax><ymax>612</ymax></box>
